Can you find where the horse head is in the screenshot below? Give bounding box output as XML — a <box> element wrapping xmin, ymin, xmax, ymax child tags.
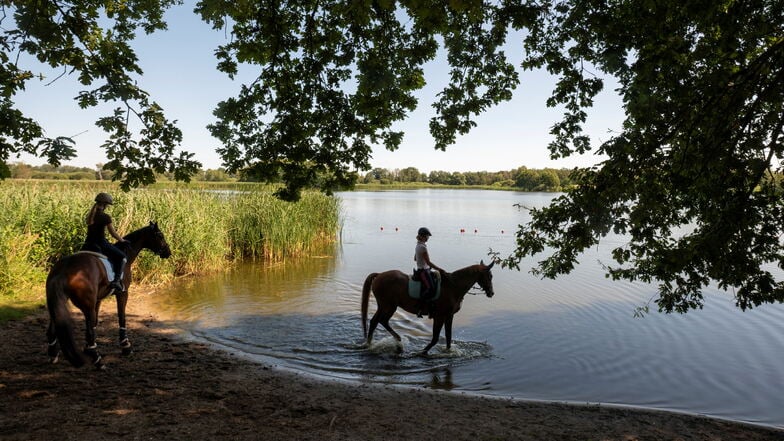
<box><xmin>477</xmin><ymin>260</ymin><xmax>495</xmax><ymax>298</ymax></box>
<box><xmin>146</xmin><ymin>221</ymin><xmax>172</xmax><ymax>259</ymax></box>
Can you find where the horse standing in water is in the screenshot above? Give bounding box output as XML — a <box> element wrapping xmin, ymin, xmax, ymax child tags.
<box><xmin>361</xmin><ymin>260</ymin><xmax>495</xmax><ymax>354</ymax></box>
<box><xmin>46</xmin><ymin>221</ymin><xmax>171</xmax><ymax>369</ymax></box>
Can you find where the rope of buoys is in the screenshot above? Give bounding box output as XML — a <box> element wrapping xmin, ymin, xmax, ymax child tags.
<box><xmin>380</xmin><ymin>227</ymin><xmax>508</xmax><ymax>234</ymax></box>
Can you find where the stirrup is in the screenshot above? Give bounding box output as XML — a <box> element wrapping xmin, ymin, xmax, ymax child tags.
<box><xmin>109</xmin><ymin>281</ymin><xmax>124</xmax><ymax>294</ymax></box>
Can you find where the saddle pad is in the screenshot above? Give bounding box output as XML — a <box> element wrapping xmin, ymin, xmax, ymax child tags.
<box><xmin>74</xmin><ymin>251</ymin><xmax>115</xmax><ymax>280</ymax></box>
<box><xmin>408</xmin><ymin>271</ymin><xmax>441</xmax><ymax>300</ymax></box>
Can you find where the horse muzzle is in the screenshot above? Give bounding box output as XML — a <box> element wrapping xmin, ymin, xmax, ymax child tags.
<box><xmin>158</xmin><ymin>246</ymin><xmax>172</xmax><ymax>259</ymax></box>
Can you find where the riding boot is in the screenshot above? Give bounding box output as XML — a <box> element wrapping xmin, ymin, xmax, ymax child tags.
<box><xmin>109</xmin><ymin>264</ymin><xmax>125</xmax><ymax>294</ymax></box>
<box><xmin>109</xmin><ymin>258</ymin><xmax>126</xmax><ymax>293</ymax></box>
<box><xmin>417</xmin><ymin>290</ymin><xmax>430</xmax><ymax>318</ymax></box>
<box><xmin>109</xmin><ymin>275</ymin><xmax>124</xmax><ymax>293</ymax></box>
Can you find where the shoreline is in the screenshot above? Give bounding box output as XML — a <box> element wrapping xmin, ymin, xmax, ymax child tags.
<box><xmin>150</xmin><ymin>293</ymin><xmax>781</xmax><ymax>433</ymax></box>
<box><xmin>180</xmin><ymin>325</ymin><xmax>782</xmax><ymax>433</ymax></box>
<box><xmin>1</xmin><ymin>294</ymin><xmax>782</xmax><ymax>440</ymax></box>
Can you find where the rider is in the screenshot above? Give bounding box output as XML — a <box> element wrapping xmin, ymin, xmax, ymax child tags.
<box><xmin>82</xmin><ymin>192</ymin><xmax>128</xmax><ymax>293</ymax></box>
<box><xmin>414</xmin><ymin>227</ymin><xmax>442</xmax><ymax>318</ymax></box>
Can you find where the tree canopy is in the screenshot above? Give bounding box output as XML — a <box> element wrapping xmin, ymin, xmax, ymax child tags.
<box><xmin>2</xmin><ymin>0</ymin><xmax>783</xmax><ymax>312</ymax></box>
<box><xmin>0</xmin><ymin>0</ymin><xmax>201</xmax><ymax>188</ymax></box>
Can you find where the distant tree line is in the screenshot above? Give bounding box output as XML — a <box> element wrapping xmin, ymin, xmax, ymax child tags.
<box><xmin>8</xmin><ymin>162</ymin><xmax>236</xmax><ymax>182</ymax></box>
<box><xmin>361</xmin><ymin>166</ymin><xmax>575</xmax><ymax>191</ymax></box>
<box><xmin>8</xmin><ymin>162</ymin><xmax>577</xmax><ymax>191</ymax></box>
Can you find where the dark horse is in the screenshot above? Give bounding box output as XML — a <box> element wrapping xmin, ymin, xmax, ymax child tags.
<box><xmin>46</xmin><ymin>221</ymin><xmax>171</xmax><ymax>368</ymax></box>
<box><xmin>361</xmin><ymin>260</ymin><xmax>495</xmax><ymax>354</ymax></box>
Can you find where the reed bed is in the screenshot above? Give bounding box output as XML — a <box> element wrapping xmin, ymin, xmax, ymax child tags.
<box><xmin>0</xmin><ymin>181</ymin><xmax>341</xmax><ymax>299</ymax></box>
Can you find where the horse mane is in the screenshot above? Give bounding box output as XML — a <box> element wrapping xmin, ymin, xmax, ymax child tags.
<box><xmin>116</xmin><ymin>224</ymin><xmax>154</xmax><ymax>253</ymax></box>
<box><xmin>447</xmin><ymin>263</ymin><xmax>481</xmax><ymax>279</ymax></box>
<box><xmin>122</xmin><ymin>226</ymin><xmax>147</xmax><ymax>242</ymax></box>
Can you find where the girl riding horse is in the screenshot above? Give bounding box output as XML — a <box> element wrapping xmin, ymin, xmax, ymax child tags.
<box><xmin>81</xmin><ymin>192</ymin><xmax>127</xmax><ymax>293</ymax></box>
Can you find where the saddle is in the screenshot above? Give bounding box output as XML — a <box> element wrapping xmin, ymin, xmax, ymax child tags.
<box><xmin>74</xmin><ymin>251</ymin><xmax>117</xmax><ymax>282</ymax></box>
<box><xmin>408</xmin><ymin>270</ymin><xmax>441</xmax><ymax>300</ymax></box>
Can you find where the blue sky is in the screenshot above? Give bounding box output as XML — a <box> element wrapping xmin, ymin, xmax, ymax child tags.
<box><xmin>15</xmin><ymin>4</ymin><xmax>625</xmax><ymax>174</ymax></box>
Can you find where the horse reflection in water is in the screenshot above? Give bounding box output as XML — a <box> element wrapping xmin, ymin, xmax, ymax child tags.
<box><xmin>361</xmin><ymin>261</ymin><xmax>495</xmax><ymax>354</ymax></box>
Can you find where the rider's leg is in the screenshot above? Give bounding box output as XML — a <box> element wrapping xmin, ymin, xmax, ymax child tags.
<box><xmin>103</xmin><ymin>244</ymin><xmax>127</xmax><ymax>292</ymax></box>
<box><xmin>423</xmin><ymin>270</ymin><xmax>437</xmax><ymax>318</ymax></box>
<box><xmin>417</xmin><ymin>270</ymin><xmax>433</xmax><ymax>317</ymax></box>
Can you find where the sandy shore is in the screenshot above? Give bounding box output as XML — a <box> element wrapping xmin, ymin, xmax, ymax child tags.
<box><xmin>1</xmin><ymin>293</ymin><xmax>782</xmax><ymax>441</ymax></box>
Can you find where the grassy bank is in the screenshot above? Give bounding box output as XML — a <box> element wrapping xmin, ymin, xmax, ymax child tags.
<box><xmin>0</xmin><ymin>181</ymin><xmax>340</xmax><ymax>320</ymax></box>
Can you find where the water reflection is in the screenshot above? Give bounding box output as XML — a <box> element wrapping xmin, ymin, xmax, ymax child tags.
<box><xmin>153</xmin><ymin>250</ymin><xmax>341</xmax><ymax>326</ymax></box>
<box><xmin>429</xmin><ymin>368</ymin><xmax>457</xmax><ymax>391</ymax></box>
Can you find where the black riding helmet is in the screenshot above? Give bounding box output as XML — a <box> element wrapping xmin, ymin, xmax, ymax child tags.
<box><xmin>95</xmin><ymin>192</ymin><xmax>114</xmax><ymax>205</ymax></box>
<box><xmin>417</xmin><ymin>227</ymin><xmax>432</xmax><ymax>237</ymax></box>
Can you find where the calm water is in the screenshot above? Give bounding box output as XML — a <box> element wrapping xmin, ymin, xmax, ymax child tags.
<box><xmin>151</xmin><ymin>189</ymin><xmax>784</xmax><ymax>428</ymax></box>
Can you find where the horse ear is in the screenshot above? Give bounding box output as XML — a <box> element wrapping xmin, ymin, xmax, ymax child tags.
<box><xmin>487</xmin><ymin>260</ymin><xmax>495</xmax><ymax>270</ymax></box>
<box><xmin>480</xmin><ymin>259</ymin><xmax>484</xmax><ymax>266</ymax></box>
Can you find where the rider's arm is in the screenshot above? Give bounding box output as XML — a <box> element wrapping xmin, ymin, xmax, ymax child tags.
<box><xmin>107</xmin><ymin>223</ymin><xmax>125</xmax><ymax>242</ymax></box>
<box><xmin>423</xmin><ymin>250</ymin><xmax>442</xmax><ymax>272</ymax></box>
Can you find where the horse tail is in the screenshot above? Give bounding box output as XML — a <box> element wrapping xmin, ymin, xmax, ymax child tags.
<box><xmin>46</xmin><ymin>275</ymin><xmax>85</xmax><ymax>368</ymax></box>
<box><xmin>361</xmin><ymin>273</ymin><xmax>378</xmax><ymax>339</ymax></box>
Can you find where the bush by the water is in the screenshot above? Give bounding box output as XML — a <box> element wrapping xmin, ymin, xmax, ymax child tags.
<box><xmin>0</xmin><ymin>181</ymin><xmax>340</xmax><ymax>300</ymax></box>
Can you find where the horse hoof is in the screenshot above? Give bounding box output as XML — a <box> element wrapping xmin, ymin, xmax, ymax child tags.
<box><xmin>121</xmin><ymin>346</ymin><xmax>133</xmax><ymax>356</ymax></box>
<box><xmin>49</xmin><ymin>355</ymin><xmax>59</xmax><ymax>364</ymax></box>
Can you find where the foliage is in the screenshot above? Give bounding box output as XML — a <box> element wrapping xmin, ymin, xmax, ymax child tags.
<box><xmin>8</xmin><ymin>162</ymin><xmax>239</xmax><ymax>182</ymax></box>
<box><xmin>10</xmin><ymin>160</ymin><xmax>574</xmax><ymax>190</ymax></box>
<box><xmin>3</xmin><ymin>1</ymin><xmax>784</xmax><ymax>312</ymax></box>
<box><xmin>229</xmin><ymin>191</ymin><xmax>341</xmax><ymax>260</ymax></box>
<box><xmin>196</xmin><ymin>0</ymin><xmax>518</xmax><ymax>200</ymax></box>
<box><xmin>0</xmin><ymin>181</ymin><xmax>340</xmax><ymax>297</ymax></box>
<box><xmin>359</xmin><ymin>165</ymin><xmax>573</xmax><ymax>190</ymax></box>
<box><xmin>500</xmin><ymin>0</ymin><xmax>784</xmax><ymax>313</ymax></box>
<box><xmin>0</xmin><ymin>0</ymin><xmax>200</xmax><ymax>188</ymax></box>
<box><xmin>0</xmin><ymin>225</ymin><xmax>43</xmax><ymax>298</ymax></box>
<box><xmin>203</xmin><ymin>0</ymin><xmax>784</xmax><ymax>312</ymax></box>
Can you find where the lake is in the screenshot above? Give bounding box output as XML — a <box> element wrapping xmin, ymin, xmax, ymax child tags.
<box><xmin>150</xmin><ymin>189</ymin><xmax>784</xmax><ymax>428</ymax></box>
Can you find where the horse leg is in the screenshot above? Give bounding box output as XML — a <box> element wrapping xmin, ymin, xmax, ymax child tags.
<box><xmin>379</xmin><ymin>311</ymin><xmax>402</xmax><ymax>341</ymax></box>
<box><xmin>115</xmin><ymin>290</ymin><xmax>132</xmax><ymax>355</ymax></box>
<box><xmin>46</xmin><ymin>320</ymin><xmax>60</xmax><ymax>363</ymax></box>
<box><xmin>422</xmin><ymin>317</ymin><xmax>445</xmax><ymax>355</ymax></box>
<box><xmin>378</xmin><ymin>310</ymin><xmax>403</xmax><ymax>353</ymax></box>
<box><xmin>94</xmin><ymin>299</ymin><xmax>102</xmax><ymax>328</ymax></box>
<box><xmin>366</xmin><ymin>310</ymin><xmax>381</xmax><ymax>345</ymax></box>
<box><xmin>444</xmin><ymin>314</ymin><xmax>454</xmax><ymax>351</ymax></box>
<box><xmin>367</xmin><ymin>308</ymin><xmax>403</xmax><ymax>352</ymax></box>
<box><xmin>82</xmin><ymin>309</ymin><xmax>105</xmax><ymax>370</ymax></box>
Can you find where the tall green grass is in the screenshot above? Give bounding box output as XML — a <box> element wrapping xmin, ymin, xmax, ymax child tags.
<box><xmin>0</xmin><ymin>181</ymin><xmax>341</xmax><ymax>303</ymax></box>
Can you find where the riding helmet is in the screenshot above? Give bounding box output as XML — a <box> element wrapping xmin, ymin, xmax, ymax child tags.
<box><xmin>95</xmin><ymin>192</ymin><xmax>114</xmax><ymax>205</ymax></box>
<box><xmin>417</xmin><ymin>227</ymin><xmax>432</xmax><ymax>237</ymax></box>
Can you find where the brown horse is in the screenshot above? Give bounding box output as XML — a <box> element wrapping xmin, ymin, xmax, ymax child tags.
<box><xmin>361</xmin><ymin>260</ymin><xmax>495</xmax><ymax>354</ymax></box>
<box><xmin>46</xmin><ymin>221</ymin><xmax>171</xmax><ymax>369</ymax></box>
